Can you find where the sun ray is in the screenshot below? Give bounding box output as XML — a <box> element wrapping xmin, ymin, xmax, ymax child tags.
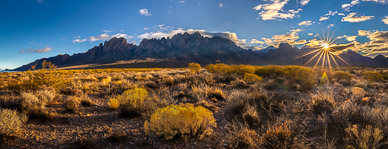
<box><xmin>314</xmin><ymin>51</ymin><xmax>325</xmax><ymax>68</ymax></box>
<box><xmin>321</xmin><ymin>51</ymin><xmax>327</xmax><ymax>69</ymax></box>
<box><xmin>326</xmin><ymin>51</ymin><xmax>332</xmax><ymax>72</ymax></box>
<box><xmin>329</xmin><ymin>53</ymin><xmax>340</xmax><ymax>68</ymax></box>
<box><xmin>304</xmin><ymin>50</ymin><xmax>323</xmax><ymax>66</ymax></box>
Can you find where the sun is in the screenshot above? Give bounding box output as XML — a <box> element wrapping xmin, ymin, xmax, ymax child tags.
<box><xmin>290</xmin><ymin>30</ymin><xmax>349</xmax><ymax>72</ymax></box>
<box><xmin>322</xmin><ymin>43</ymin><xmax>330</xmax><ymax>51</ymax></box>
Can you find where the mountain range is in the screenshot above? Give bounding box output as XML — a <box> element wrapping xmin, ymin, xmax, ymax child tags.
<box><xmin>14</xmin><ymin>32</ymin><xmax>388</xmax><ymax>71</ymax></box>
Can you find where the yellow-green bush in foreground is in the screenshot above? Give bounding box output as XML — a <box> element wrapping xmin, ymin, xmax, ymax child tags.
<box><xmin>144</xmin><ymin>103</ymin><xmax>216</xmax><ymax>140</ymax></box>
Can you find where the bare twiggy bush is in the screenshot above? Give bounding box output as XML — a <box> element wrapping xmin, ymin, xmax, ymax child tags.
<box><xmin>35</xmin><ymin>88</ymin><xmax>58</xmax><ymax>105</ymax></box>
<box><xmin>21</xmin><ymin>92</ymin><xmax>50</xmax><ymax>119</ymax></box>
<box><xmin>260</xmin><ymin>120</ymin><xmax>301</xmax><ymax>149</ymax></box>
<box><xmin>225</xmin><ymin>121</ymin><xmax>259</xmax><ymax>148</ymax></box>
<box><xmin>0</xmin><ymin>108</ymin><xmax>27</xmax><ymax>137</ymax></box>
<box><xmin>345</xmin><ymin>125</ymin><xmax>387</xmax><ymax>149</ymax></box>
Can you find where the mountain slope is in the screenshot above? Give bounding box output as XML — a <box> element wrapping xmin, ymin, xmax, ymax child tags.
<box><xmin>14</xmin><ymin>32</ymin><xmax>388</xmax><ymax>71</ymax></box>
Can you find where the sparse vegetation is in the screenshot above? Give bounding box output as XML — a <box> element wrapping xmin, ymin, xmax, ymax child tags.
<box><xmin>0</xmin><ymin>64</ymin><xmax>387</xmax><ymax>148</ymax></box>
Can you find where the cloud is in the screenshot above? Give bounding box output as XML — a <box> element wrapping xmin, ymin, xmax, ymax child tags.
<box><xmin>342</xmin><ymin>0</ymin><xmax>359</xmax><ymax>11</ymax></box>
<box><xmin>139</xmin><ymin>8</ymin><xmax>151</xmax><ymax>16</ymax></box>
<box><xmin>308</xmin><ymin>33</ymin><xmax>313</xmax><ymax>36</ymax></box>
<box><xmin>19</xmin><ymin>47</ymin><xmax>52</xmax><ymax>54</ymax></box>
<box><xmin>260</xmin><ymin>29</ymin><xmax>306</xmax><ymax>47</ymax></box>
<box><xmin>358</xmin><ymin>30</ymin><xmax>372</xmax><ymax>36</ymax></box>
<box><xmin>73</xmin><ymin>33</ymin><xmax>133</xmax><ymax>43</ymax></box>
<box><xmin>250</xmin><ymin>39</ymin><xmax>265</xmax><ymax>44</ymax></box>
<box><xmin>337</xmin><ymin>35</ymin><xmax>358</xmax><ymax>41</ymax></box>
<box><xmin>219</xmin><ymin>3</ymin><xmax>224</xmax><ymax>8</ymax></box>
<box><xmin>351</xmin><ymin>30</ymin><xmax>388</xmax><ymax>56</ymax></box>
<box><xmin>319</xmin><ymin>16</ymin><xmax>329</xmax><ymax>21</ymax></box>
<box><xmin>341</xmin><ymin>13</ymin><xmax>374</xmax><ymax>22</ymax></box>
<box><xmin>177</xmin><ymin>1</ymin><xmax>185</xmax><ymax>3</ymax></box>
<box><xmin>327</xmin><ymin>24</ymin><xmax>334</xmax><ymax>28</ymax></box>
<box><xmin>382</xmin><ymin>16</ymin><xmax>388</xmax><ymax>25</ymax></box>
<box><xmin>298</xmin><ymin>20</ymin><xmax>312</xmax><ymax>26</ymax></box>
<box><xmin>300</xmin><ymin>0</ymin><xmax>310</xmax><ymax>6</ymax></box>
<box><xmin>330</xmin><ymin>42</ymin><xmax>356</xmax><ymax>52</ymax></box>
<box><xmin>253</xmin><ymin>0</ymin><xmax>302</xmax><ymax>20</ymax></box>
<box><xmin>73</xmin><ymin>38</ymin><xmax>87</xmax><ymax>43</ymax></box>
<box><xmin>342</xmin><ymin>0</ymin><xmax>388</xmax><ymax>11</ymax></box>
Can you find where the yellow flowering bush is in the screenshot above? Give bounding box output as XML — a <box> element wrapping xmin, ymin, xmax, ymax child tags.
<box><xmin>244</xmin><ymin>73</ymin><xmax>262</xmax><ymax>84</ymax></box>
<box><xmin>188</xmin><ymin>63</ymin><xmax>201</xmax><ymax>73</ymax></box>
<box><xmin>119</xmin><ymin>87</ymin><xmax>148</xmax><ymax>111</ymax></box>
<box><xmin>144</xmin><ymin>103</ymin><xmax>216</xmax><ymax>140</ymax></box>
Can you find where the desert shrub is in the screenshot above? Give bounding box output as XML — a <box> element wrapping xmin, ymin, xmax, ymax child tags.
<box><xmin>162</xmin><ymin>76</ymin><xmax>174</xmax><ymax>86</ymax></box>
<box><xmin>21</xmin><ymin>92</ymin><xmax>50</xmax><ymax>119</ymax></box>
<box><xmin>205</xmin><ymin>64</ymin><xmax>233</xmax><ymax>74</ymax></box>
<box><xmin>66</xmin><ymin>96</ymin><xmax>81</xmax><ymax>113</ymax></box>
<box><xmin>35</xmin><ymin>88</ymin><xmax>58</xmax><ymax>105</ymax></box>
<box><xmin>144</xmin><ymin>103</ymin><xmax>216</xmax><ymax>140</ymax></box>
<box><xmin>0</xmin><ymin>109</ymin><xmax>27</xmax><ymax>137</ymax></box>
<box><xmin>243</xmin><ymin>73</ymin><xmax>262</xmax><ymax>84</ymax></box>
<box><xmin>344</xmin><ymin>125</ymin><xmax>386</xmax><ymax>149</ymax></box>
<box><xmin>242</xmin><ymin>104</ymin><xmax>260</xmax><ymax>126</ymax></box>
<box><xmin>260</xmin><ymin>120</ymin><xmax>299</xmax><ymax>149</ymax></box>
<box><xmin>108</xmin><ymin>97</ymin><xmax>120</xmax><ymax>110</ymax></box>
<box><xmin>226</xmin><ymin>122</ymin><xmax>259</xmax><ymax>148</ymax></box>
<box><xmin>191</xmin><ymin>84</ymin><xmax>225</xmax><ymax>101</ymax></box>
<box><xmin>333</xmin><ymin>71</ymin><xmax>352</xmax><ymax>84</ymax></box>
<box><xmin>232</xmin><ymin>65</ymin><xmax>256</xmax><ymax>75</ymax></box>
<box><xmin>188</xmin><ymin>63</ymin><xmax>201</xmax><ymax>73</ymax></box>
<box><xmin>255</xmin><ymin>65</ymin><xmax>316</xmax><ymax>91</ymax></box>
<box><xmin>109</xmin><ymin>87</ymin><xmax>153</xmax><ymax>118</ymax></box>
<box><xmin>7</xmin><ymin>61</ymin><xmax>72</xmax><ymax>91</ymax></box>
<box><xmin>310</xmin><ymin>92</ymin><xmax>336</xmax><ymax>115</ymax></box>
<box><xmin>363</xmin><ymin>71</ymin><xmax>384</xmax><ymax>82</ymax></box>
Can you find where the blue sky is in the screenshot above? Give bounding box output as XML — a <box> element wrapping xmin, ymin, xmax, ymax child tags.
<box><xmin>1</xmin><ymin>0</ymin><xmax>388</xmax><ymax>69</ymax></box>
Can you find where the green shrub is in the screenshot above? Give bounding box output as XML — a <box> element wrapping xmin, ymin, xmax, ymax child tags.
<box><xmin>332</xmin><ymin>71</ymin><xmax>352</xmax><ymax>82</ymax></box>
<box><xmin>362</xmin><ymin>71</ymin><xmax>384</xmax><ymax>82</ymax></box>
<box><xmin>144</xmin><ymin>103</ymin><xmax>216</xmax><ymax>140</ymax></box>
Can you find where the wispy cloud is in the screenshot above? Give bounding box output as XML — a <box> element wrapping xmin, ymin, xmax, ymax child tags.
<box><xmin>219</xmin><ymin>3</ymin><xmax>224</xmax><ymax>8</ymax></box>
<box><xmin>337</xmin><ymin>35</ymin><xmax>358</xmax><ymax>41</ymax></box>
<box><xmin>341</xmin><ymin>13</ymin><xmax>374</xmax><ymax>22</ymax></box>
<box><xmin>139</xmin><ymin>8</ymin><xmax>151</xmax><ymax>16</ymax></box>
<box><xmin>73</xmin><ymin>32</ymin><xmax>133</xmax><ymax>43</ymax></box>
<box><xmin>253</xmin><ymin>0</ymin><xmax>302</xmax><ymax>20</ymax></box>
<box><xmin>327</xmin><ymin>24</ymin><xmax>334</xmax><ymax>28</ymax></box>
<box><xmin>19</xmin><ymin>47</ymin><xmax>52</xmax><ymax>54</ymax></box>
<box><xmin>300</xmin><ymin>0</ymin><xmax>310</xmax><ymax>6</ymax></box>
<box><xmin>298</xmin><ymin>20</ymin><xmax>312</xmax><ymax>26</ymax></box>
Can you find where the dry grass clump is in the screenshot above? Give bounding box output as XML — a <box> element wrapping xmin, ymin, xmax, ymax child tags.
<box><xmin>144</xmin><ymin>103</ymin><xmax>216</xmax><ymax>140</ymax></box>
<box><xmin>344</xmin><ymin>125</ymin><xmax>387</xmax><ymax>149</ymax></box>
<box><xmin>225</xmin><ymin>122</ymin><xmax>259</xmax><ymax>148</ymax></box>
<box><xmin>66</xmin><ymin>96</ymin><xmax>81</xmax><ymax>113</ymax></box>
<box><xmin>260</xmin><ymin>120</ymin><xmax>300</xmax><ymax>149</ymax></box>
<box><xmin>310</xmin><ymin>92</ymin><xmax>336</xmax><ymax>115</ymax></box>
<box><xmin>0</xmin><ymin>108</ymin><xmax>27</xmax><ymax>137</ymax></box>
<box><xmin>188</xmin><ymin>63</ymin><xmax>201</xmax><ymax>73</ymax></box>
<box><xmin>191</xmin><ymin>84</ymin><xmax>226</xmax><ymax>101</ymax></box>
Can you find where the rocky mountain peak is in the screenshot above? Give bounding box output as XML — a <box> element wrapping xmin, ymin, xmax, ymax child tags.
<box><xmin>102</xmin><ymin>37</ymin><xmax>129</xmax><ymax>52</ymax></box>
